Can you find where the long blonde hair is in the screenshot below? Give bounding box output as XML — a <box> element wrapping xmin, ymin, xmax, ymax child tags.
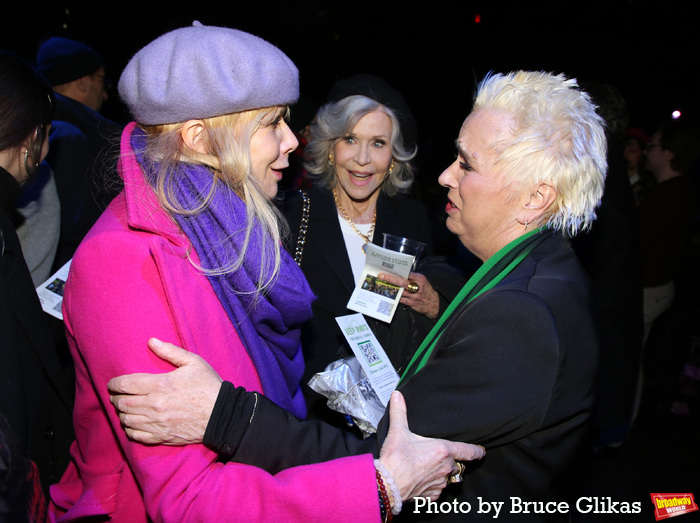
<box><xmin>139</xmin><ymin>106</ymin><xmax>289</xmax><ymax>295</ymax></box>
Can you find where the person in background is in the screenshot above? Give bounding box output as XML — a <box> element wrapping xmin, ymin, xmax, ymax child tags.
<box><xmin>109</xmin><ymin>70</ymin><xmax>606</xmax><ymax>521</ymax></box>
<box><xmin>282</xmin><ymin>74</ymin><xmax>465</xmax><ymax>424</ymax></box>
<box><xmin>572</xmin><ymin>82</ymin><xmax>644</xmax><ymax>455</ymax></box>
<box><xmin>623</xmin><ymin>126</ymin><xmax>655</xmax><ymax>204</ymax></box>
<box><xmin>639</xmin><ymin>117</ymin><xmax>700</xmax><ymax>343</ymax></box>
<box><xmin>0</xmin><ymin>49</ymin><xmax>74</xmax><ymax>517</ymax></box>
<box><xmin>48</xmin><ymin>24</ymin><xmax>484</xmax><ymax>522</ymax></box>
<box><xmin>35</xmin><ymin>36</ymin><xmax>123</xmax><ymax>270</ymax></box>
<box><xmin>638</xmin><ymin>117</ymin><xmax>700</xmax><ymax>400</ymax></box>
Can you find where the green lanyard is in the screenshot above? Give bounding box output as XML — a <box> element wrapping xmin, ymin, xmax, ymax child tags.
<box><xmin>398</xmin><ymin>228</ymin><xmax>548</xmax><ymax>386</ymax></box>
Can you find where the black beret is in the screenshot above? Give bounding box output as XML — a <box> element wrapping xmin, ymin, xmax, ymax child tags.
<box><xmin>328</xmin><ymin>74</ymin><xmax>417</xmax><ymax>150</ymax></box>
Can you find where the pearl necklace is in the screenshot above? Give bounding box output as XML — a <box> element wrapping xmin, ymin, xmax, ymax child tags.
<box><xmin>333</xmin><ymin>188</ymin><xmax>376</xmax><ymax>252</ymax></box>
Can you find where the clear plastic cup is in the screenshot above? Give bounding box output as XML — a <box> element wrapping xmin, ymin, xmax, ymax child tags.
<box><xmin>382</xmin><ymin>233</ymin><xmax>426</xmax><ymax>270</ymax></box>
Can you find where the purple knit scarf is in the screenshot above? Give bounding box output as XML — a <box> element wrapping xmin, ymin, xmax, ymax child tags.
<box><xmin>132</xmin><ymin>129</ymin><xmax>313</xmax><ymax>418</ymax></box>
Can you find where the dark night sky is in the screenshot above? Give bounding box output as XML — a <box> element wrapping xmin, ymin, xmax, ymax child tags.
<box><xmin>2</xmin><ymin>0</ymin><xmax>697</xmax><ymax>178</ymax></box>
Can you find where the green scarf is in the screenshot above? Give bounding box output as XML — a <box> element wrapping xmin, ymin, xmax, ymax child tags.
<box><xmin>398</xmin><ymin>228</ymin><xmax>549</xmax><ymax>386</ymax></box>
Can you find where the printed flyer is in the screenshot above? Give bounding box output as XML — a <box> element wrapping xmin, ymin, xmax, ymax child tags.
<box><xmin>335</xmin><ymin>313</ymin><xmax>399</xmax><ymax>407</ymax></box>
<box><xmin>36</xmin><ymin>259</ymin><xmax>71</xmax><ymax>320</ymax></box>
<box><xmin>346</xmin><ymin>243</ymin><xmax>415</xmax><ymax>323</ymax></box>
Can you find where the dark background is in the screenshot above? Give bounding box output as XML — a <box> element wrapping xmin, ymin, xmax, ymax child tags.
<box><xmin>1</xmin><ymin>0</ymin><xmax>697</xmax><ymax>181</ymax></box>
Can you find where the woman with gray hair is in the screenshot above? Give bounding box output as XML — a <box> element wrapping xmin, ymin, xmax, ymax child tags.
<box><xmin>303</xmin><ymin>85</ymin><xmax>417</xmax><ymax>196</ymax></box>
<box><xmin>110</xmin><ymin>69</ymin><xmax>608</xmax><ymax>520</ymax></box>
<box><xmin>283</xmin><ymin>75</ymin><xmax>460</xmax><ymax>423</ymax></box>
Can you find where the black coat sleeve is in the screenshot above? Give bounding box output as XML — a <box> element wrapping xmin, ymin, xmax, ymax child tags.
<box><xmin>204</xmin><ymin>382</ymin><xmax>380</xmax><ymax>474</ymax></box>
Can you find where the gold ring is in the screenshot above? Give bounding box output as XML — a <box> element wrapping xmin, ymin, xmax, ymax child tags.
<box><xmin>406</xmin><ymin>280</ymin><xmax>419</xmax><ymax>294</ymax></box>
<box><xmin>447</xmin><ymin>472</ymin><xmax>463</xmax><ymax>484</ymax></box>
<box><xmin>447</xmin><ymin>462</ymin><xmax>465</xmax><ymax>484</ymax></box>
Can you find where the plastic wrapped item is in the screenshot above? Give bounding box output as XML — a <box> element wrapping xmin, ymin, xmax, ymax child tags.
<box><xmin>308</xmin><ymin>356</ymin><xmax>386</xmax><ymax>437</ymax></box>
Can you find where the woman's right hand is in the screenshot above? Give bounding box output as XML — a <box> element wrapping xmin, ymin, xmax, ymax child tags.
<box><xmin>377</xmin><ymin>272</ymin><xmax>440</xmax><ymax>319</ymax></box>
<box><xmin>377</xmin><ymin>391</ymin><xmax>485</xmax><ymax>503</ymax></box>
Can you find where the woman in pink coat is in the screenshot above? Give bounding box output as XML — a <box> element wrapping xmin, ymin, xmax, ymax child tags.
<box><xmin>48</xmin><ymin>23</ymin><xmax>483</xmax><ymax>522</ymax></box>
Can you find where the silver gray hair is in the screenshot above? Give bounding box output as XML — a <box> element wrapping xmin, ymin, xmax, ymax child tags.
<box><xmin>304</xmin><ymin>95</ymin><xmax>417</xmax><ymax>196</ymax></box>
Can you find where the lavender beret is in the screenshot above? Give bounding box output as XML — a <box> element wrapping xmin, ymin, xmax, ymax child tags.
<box><xmin>118</xmin><ymin>22</ymin><xmax>299</xmax><ymax>125</ymax></box>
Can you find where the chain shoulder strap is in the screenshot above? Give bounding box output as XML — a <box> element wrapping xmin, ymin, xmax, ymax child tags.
<box><xmin>293</xmin><ymin>190</ymin><xmax>310</xmax><ymax>266</ymax></box>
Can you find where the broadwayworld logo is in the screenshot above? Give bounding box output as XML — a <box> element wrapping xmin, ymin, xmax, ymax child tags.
<box><xmin>651</xmin><ymin>493</ymin><xmax>698</xmax><ymax>520</ymax></box>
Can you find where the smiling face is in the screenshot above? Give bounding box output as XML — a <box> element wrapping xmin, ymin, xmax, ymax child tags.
<box><xmin>438</xmin><ymin>109</ymin><xmax>524</xmax><ymax>261</ymax></box>
<box><xmin>332</xmin><ymin>109</ymin><xmax>393</xmax><ymax>205</ymax></box>
<box><xmin>249</xmin><ymin>109</ymin><xmax>299</xmax><ymax>199</ymax></box>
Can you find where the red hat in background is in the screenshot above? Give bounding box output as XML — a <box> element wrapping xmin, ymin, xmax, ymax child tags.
<box><xmin>625</xmin><ymin>126</ymin><xmax>651</xmax><ymax>144</ymax></box>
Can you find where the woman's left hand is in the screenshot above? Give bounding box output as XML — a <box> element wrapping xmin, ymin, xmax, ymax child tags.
<box><xmin>377</xmin><ymin>272</ymin><xmax>440</xmax><ymax>319</ymax></box>
<box><xmin>378</xmin><ymin>391</ymin><xmax>485</xmax><ymax>502</ymax></box>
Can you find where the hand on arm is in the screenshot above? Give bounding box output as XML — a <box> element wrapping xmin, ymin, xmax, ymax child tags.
<box><xmin>377</xmin><ymin>271</ymin><xmax>440</xmax><ymax>319</ymax></box>
<box><xmin>377</xmin><ymin>391</ymin><xmax>484</xmax><ymax>503</ymax></box>
<box><xmin>107</xmin><ymin>338</ymin><xmax>222</xmax><ymax>445</ymax></box>
<box><xmin>108</xmin><ymin>341</ymin><xmax>486</xmax><ymax>511</ymax></box>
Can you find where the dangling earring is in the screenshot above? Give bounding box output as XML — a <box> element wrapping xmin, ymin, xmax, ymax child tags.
<box><xmin>388</xmin><ymin>159</ymin><xmax>395</xmax><ymax>174</ymax></box>
<box><xmin>524</xmin><ymin>219</ymin><xmax>529</xmax><ymax>230</ymax></box>
<box><xmin>24</xmin><ymin>149</ymin><xmax>34</xmax><ymax>174</ymax></box>
<box><xmin>328</xmin><ymin>153</ymin><xmax>334</xmax><ymax>166</ymax></box>
<box><xmin>24</xmin><ymin>147</ymin><xmax>40</xmax><ymax>175</ymax></box>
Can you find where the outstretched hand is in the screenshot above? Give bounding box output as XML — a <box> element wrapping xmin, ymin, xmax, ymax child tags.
<box><xmin>378</xmin><ymin>391</ymin><xmax>485</xmax><ymax>502</ymax></box>
<box><xmin>107</xmin><ymin>338</ymin><xmax>222</xmax><ymax>445</ymax></box>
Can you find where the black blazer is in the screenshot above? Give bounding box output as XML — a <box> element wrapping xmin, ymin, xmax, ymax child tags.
<box><xmin>212</xmin><ymin>233</ymin><xmax>599</xmax><ymax>521</ymax></box>
<box><xmin>281</xmin><ymin>188</ymin><xmax>436</xmax><ymax>397</ymax></box>
<box><xmin>376</xmin><ymin>233</ymin><xmax>599</xmax><ymax>520</ymax></box>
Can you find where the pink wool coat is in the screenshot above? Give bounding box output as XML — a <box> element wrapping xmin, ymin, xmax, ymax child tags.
<box><xmin>49</xmin><ymin>123</ymin><xmax>379</xmax><ymax>522</ymax></box>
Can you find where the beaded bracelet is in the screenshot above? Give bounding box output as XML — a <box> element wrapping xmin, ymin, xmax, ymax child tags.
<box><xmin>374</xmin><ymin>459</ymin><xmax>402</xmax><ymax>515</ymax></box>
<box><xmin>375</xmin><ymin>467</ymin><xmax>393</xmax><ymax>522</ymax></box>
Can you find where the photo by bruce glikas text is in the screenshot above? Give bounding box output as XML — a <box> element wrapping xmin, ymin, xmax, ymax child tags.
<box><xmin>412</xmin><ymin>496</ymin><xmax>642</xmax><ymax>518</ymax></box>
